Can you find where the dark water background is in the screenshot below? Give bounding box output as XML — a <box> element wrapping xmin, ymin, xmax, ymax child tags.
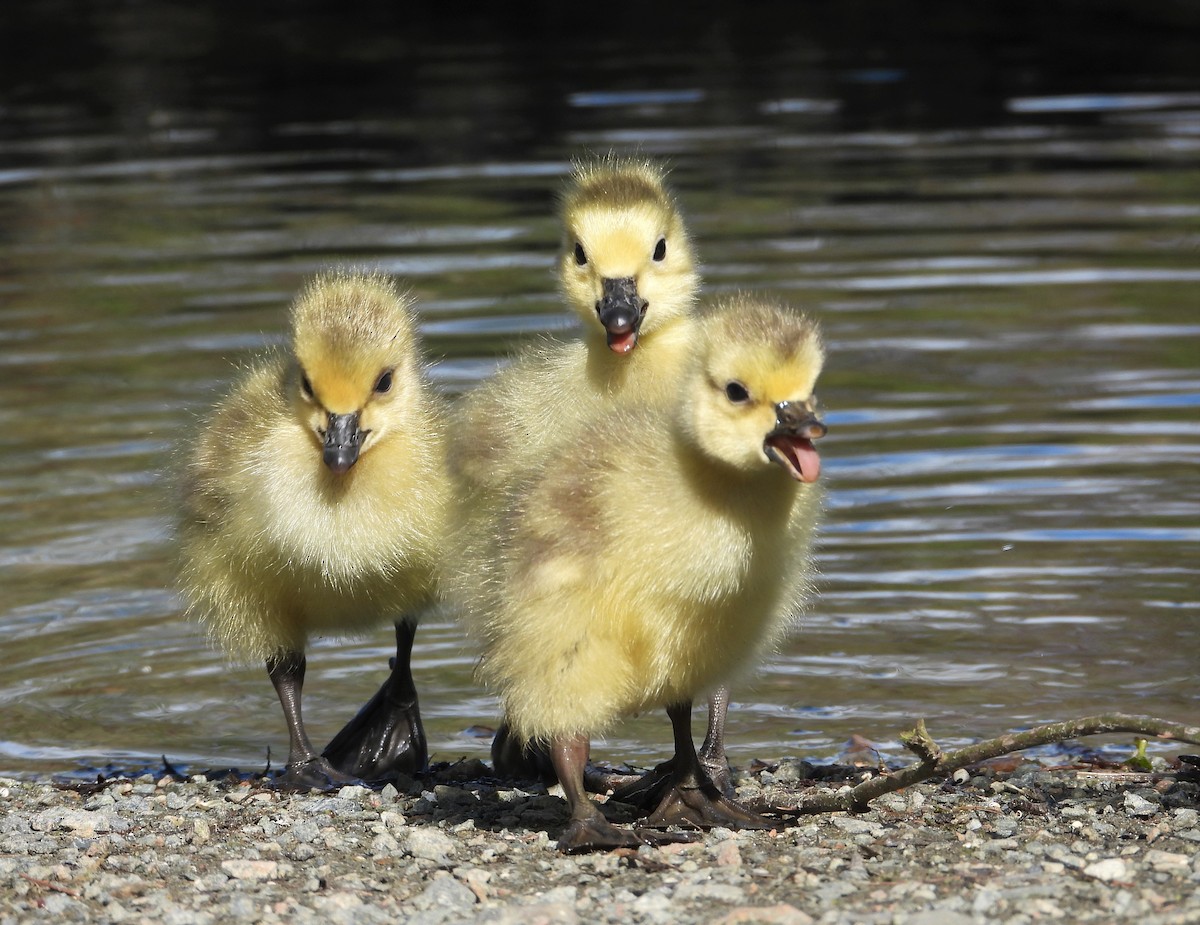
<box><xmin>1</xmin><ymin>1</ymin><xmax>1197</xmax><ymax>778</ymax></box>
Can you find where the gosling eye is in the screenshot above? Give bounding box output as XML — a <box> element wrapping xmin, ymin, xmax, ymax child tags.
<box><xmin>574</xmin><ymin>242</ymin><xmax>587</xmax><ymax>266</ymax></box>
<box><xmin>724</xmin><ymin>381</ymin><xmax>750</xmax><ymax>404</ymax></box>
<box><xmin>653</xmin><ymin>237</ymin><xmax>667</xmax><ymax>262</ymax></box>
<box><xmin>300</xmin><ymin>373</ymin><xmax>314</xmax><ymax>399</ymax></box>
<box><xmin>374</xmin><ymin>370</ymin><xmax>394</xmax><ymax>394</ymax></box>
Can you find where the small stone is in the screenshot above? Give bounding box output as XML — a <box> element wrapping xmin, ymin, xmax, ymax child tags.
<box><xmin>814</xmin><ymin>881</ymin><xmax>857</xmax><ymax>902</ymax></box>
<box><xmin>220</xmin><ymin>859</ymin><xmax>279</xmax><ymax>881</ymax></box>
<box><xmin>404</xmin><ymin>828</ymin><xmax>457</xmax><ymax>864</ymax></box>
<box><xmin>991</xmin><ymin>817</ymin><xmax>1019</xmax><ymax>838</ymax></box>
<box><xmin>1083</xmin><ymin>858</ymin><xmax>1128</xmax><ymax>883</ymax></box>
<box><xmin>336</xmin><ymin>785</ymin><xmax>370</xmax><ymax>801</ymax></box>
<box><xmin>291</xmin><ymin>819</ymin><xmax>321</xmax><ymax>844</ymax></box>
<box><xmin>455</xmin><ymin>867</ymin><xmax>491</xmax><ymax>902</ymax></box>
<box><xmin>414</xmin><ymin>876</ymin><xmax>476</xmax><ymax>912</ymax></box>
<box><xmin>831</xmin><ymin>817</ymin><xmax>877</xmax><ymax>835</ymax></box>
<box><xmin>714</xmin><ymin>840</ymin><xmax>742</xmax><ymax>867</ymax></box>
<box><xmin>1171</xmin><ymin>808</ymin><xmax>1198</xmax><ymax>829</ymax></box>
<box><xmin>371</xmin><ymin>832</ymin><xmax>400</xmax><ymax>855</ymax></box>
<box><xmin>1144</xmin><ymin>849</ymin><xmax>1190</xmax><ymax>874</ymax></box>
<box><xmin>1123</xmin><ymin>792</ymin><xmax>1158</xmax><ymax>817</ymax></box>
<box><xmin>631</xmin><ymin>890</ymin><xmax>673</xmax><ymax>923</ymax></box>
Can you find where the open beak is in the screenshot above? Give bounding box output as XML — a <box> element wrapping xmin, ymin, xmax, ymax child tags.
<box><xmin>322</xmin><ymin>412</ymin><xmax>366</xmax><ymax>474</ymax></box>
<box><xmin>763</xmin><ymin>402</ymin><xmax>826</xmax><ymax>483</ymax></box>
<box><xmin>595</xmin><ymin>276</ymin><xmax>648</xmax><ymax>355</ymax></box>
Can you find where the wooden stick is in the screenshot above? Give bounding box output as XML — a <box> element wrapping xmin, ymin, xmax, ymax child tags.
<box><xmin>19</xmin><ymin>873</ymin><xmax>81</xmax><ymax>898</ymax></box>
<box><xmin>788</xmin><ymin>713</ymin><xmax>1200</xmax><ymax>815</ymax></box>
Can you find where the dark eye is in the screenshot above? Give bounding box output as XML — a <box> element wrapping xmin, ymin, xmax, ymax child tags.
<box><xmin>724</xmin><ymin>381</ymin><xmax>750</xmax><ymax>404</ymax></box>
<box><xmin>574</xmin><ymin>242</ymin><xmax>587</xmax><ymax>266</ymax></box>
<box><xmin>653</xmin><ymin>238</ymin><xmax>667</xmax><ymax>261</ymax></box>
<box><xmin>375</xmin><ymin>370</ymin><xmax>394</xmax><ymax>394</ymax></box>
<box><xmin>300</xmin><ymin>373</ymin><xmax>314</xmax><ymax>398</ymax></box>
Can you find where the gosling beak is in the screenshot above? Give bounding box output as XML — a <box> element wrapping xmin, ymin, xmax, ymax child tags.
<box><xmin>596</xmin><ymin>276</ymin><xmax>648</xmax><ymax>355</ymax></box>
<box><xmin>322</xmin><ymin>412</ymin><xmax>366</xmax><ymax>474</ymax></box>
<box><xmin>763</xmin><ymin>402</ymin><xmax>826</xmax><ymax>483</ymax></box>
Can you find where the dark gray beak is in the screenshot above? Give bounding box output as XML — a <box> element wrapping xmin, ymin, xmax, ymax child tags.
<box><xmin>763</xmin><ymin>401</ymin><xmax>826</xmax><ymax>484</ymax></box>
<box><xmin>322</xmin><ymin>412</ymin><xmax>366</xmax><ymax>474</ymax></box>
<box><xmin>595</xmin><ymin>276</ymin><xmax>648</xmax><ymax>353</ymax></box>
<box><xmin>770</xmin><ymin>401</ymin><xmax>826</xmax><ymax>442</ymax></box>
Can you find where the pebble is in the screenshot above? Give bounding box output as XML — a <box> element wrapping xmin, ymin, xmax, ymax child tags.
<box><xmin>404</xmin><ymin>827</ymin><xmax>457</xmax><ymax>864</ymax></box>
<box><xmin>1123</xmin><ymin>791</ymin><xmax>1158</xmax><ymax>817</ymax></box>
<box><xmin>220</xmin><ymin>859</ymin><xmax>278</xmax><ymax>881</ymax></box>
<box><xmin>414</xmin><ymin>875</ymin><xmax>477</xmax><ymax>911</ymax></box>
<box><xmin>1083</xmin><ymin>857</ymin><xmax>1128</xmax><ymax>882</ymax></box>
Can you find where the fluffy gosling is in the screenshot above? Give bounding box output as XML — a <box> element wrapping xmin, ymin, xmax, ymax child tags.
<box><xmin>177</xmin><ymin>270</ymin><xmax>450</xmax><ymax>789</ymax></box>
<box><xmin>457</xmin><ymin>294</ymin><xmax>827</xmax><ymax>851</ymax></box>
<box><xmin>448</xmin><ymin>156</ymin><xmax>702</xmax><ymax>778</ymax></box>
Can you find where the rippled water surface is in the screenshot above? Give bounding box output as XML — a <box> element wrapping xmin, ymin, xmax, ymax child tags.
<box><xmin>1</xmin><ymin>5</ymin><xmax>1197</xmax><ymax>777</ymax></box>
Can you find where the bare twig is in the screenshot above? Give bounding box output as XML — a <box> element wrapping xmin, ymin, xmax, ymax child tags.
<box><xmin>19</xmin><ymin>873</ymin><xmax>81</xmax><ymax>898</ymax></box>
<box><xmin>789</xmin><ymin>713</ymin><xmax>1200</xmax><ymax>815</ymax></box>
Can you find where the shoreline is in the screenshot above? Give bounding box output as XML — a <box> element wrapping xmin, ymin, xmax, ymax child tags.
<box><xmin>2</xmin><ymin>758</ymin><xmax>1198</xmax><ymax>924</ymax></box>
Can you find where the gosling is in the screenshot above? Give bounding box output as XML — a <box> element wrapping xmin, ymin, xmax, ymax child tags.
<box><xmin>177</xmin><ymin>270</ymin><xmax>450</xmax><ymax>789</ymax></box>
<box><xmin>457</xmin><ymin>294</ymin><xmax>828</xmax><ymax>851</ymax></box>
<box><xmin>452</xmin><ymin>154</ymin><xmax>700</xmax><ymax>495</ymax></box>
<box><xmin>449</xmin><ymin>155</ymin><xmax>702</xmax><ymax>778</ymax></box>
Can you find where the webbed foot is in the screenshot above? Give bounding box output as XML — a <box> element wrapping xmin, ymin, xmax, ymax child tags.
<box><xmin>557</xmin><ymin>816</ymin><xmax>645</xmax><ymax>854</ymax></box>
<box><xmin>556</xmin><ymin>816</ymin><xmax>697</xmax><ymax>854</ymax></box>
<box><xmin>643</xmin><ymin>780</ymin><xmax>777</xmax><ymax>831</ymax></box>
<box><xmin>491</xmin><ymin>721</ymin><xmax>556</xmax><ymax>784</ymax></box>
<box><xmin>605</xmin><ymin>758</ymin><xmax>676</xmax><ymax>810</ymax></box>
<box><xmin>272</xmin><ymin>756</ymin><xmax>360</xmax><ymax>792</ymax></box>
<box><xmin>322</xmin><ymin>655</ymin><xmax>427</xmax><ymax>781</ymax></box>
<box><xmin>323</xmin><ymin>622</ymin><xmax>427</xmax><ymax>781</ymax></box>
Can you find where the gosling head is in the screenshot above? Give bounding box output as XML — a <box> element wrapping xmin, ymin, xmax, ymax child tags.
<box><xmin>288</xmin><ymin>270</ymin><xmax>423</xmax><ymax>475</ymax></box>
<box><xmin>558</xmin><ymin>155</ymin><xmax>699</xmax><ymax>355</ymax></box>
<box><xmin>683</xmin><ymin>295</ymin><xmax>827</xmax><ymax>483</ymax></box>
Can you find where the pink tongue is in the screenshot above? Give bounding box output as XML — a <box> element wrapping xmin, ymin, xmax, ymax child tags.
<box><xmin>608</xmin><ymin>330</ymin><xmax>637</xmax><ymax>354</ymax></box>
<box><xmin>771</xmin><ymin>436</ymin><xmax>821</xmax><ymax>483</ymax></box>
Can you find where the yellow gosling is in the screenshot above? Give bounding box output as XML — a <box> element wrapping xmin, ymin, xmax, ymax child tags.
<box><xmin>451</xmin><ymin>154</ymin><xmax>700</xmax><ymax>496</ymax></box>
<box><xmin>177</xmin><ymin>270</ymin><xmax>451</xmax><ymax>789</ymax></box>
<box><xmin>447</xmin><ymin>155</ymin><xmax>702</xmax><ymax>779</ymax></box>
<box><xmin>456</xmin><ymin>294</ymin><xmax>828</xmax><ymax>851</ymax></box>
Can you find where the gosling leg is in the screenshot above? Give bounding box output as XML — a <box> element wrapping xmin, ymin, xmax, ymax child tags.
<box><xmin>697</xmin><ymin>685</ymin><xmax>734</xmax><ymax>794</ymax></box>
<box><xmin>322</xmin><ymin>619</ymin><xmax>428</xmax><ymax>781</ymax></box>
<box><xmin>642</xmin><ymin>700</ymin><xmax>775</xmax><ymax>831</ymax></box>
<box><xmin>604</xmin><ymin>687</ymin><xmax>734</xmax><ymax>808</ymax></box>
<box><xmin>551</xmin><ymin>734</ymin><xmax>648</xmax><ymax>853</ymax></box>
<box><xmin>267</xmin><ymin>652</ymin><xmax>355</xmax><ymax>790</ymax></box>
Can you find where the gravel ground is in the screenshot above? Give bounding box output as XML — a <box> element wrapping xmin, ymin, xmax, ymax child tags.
<box><xmin>2</xmin><ymin>757</ymin><xmax>1198</xmax><ymax>925</ymax></box>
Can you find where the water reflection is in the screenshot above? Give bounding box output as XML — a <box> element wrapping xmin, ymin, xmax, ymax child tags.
<box><xmin>0</xmin><ymin>4</ymin><xmax>1197</xmax><ymax>777</ymax></box>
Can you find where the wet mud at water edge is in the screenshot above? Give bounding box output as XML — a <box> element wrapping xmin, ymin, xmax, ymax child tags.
<box><xmin>0</xmin><ymin>2</ymin><xmax>1197</xmax><ymax>778</ymax></box>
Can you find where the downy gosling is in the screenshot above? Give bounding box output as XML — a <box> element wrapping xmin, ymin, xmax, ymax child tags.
<box><xmin>452</xmin><ymin>154</ymin><xmax>700</xmax><ymax>496</ymax></box>
<box><xmin>449</xmin><ymin>155</ymin><xmax>703</xmax><ymax>778</ymax></box>
<box><xmin>457</xmin><ymin>294</ymin><xmax>828</xmax><ymax>852</ymax></box>
<box><xmin>177</xmin><ymin>270</ymin><xmax>451</xmax><ymax>789</ymax></box>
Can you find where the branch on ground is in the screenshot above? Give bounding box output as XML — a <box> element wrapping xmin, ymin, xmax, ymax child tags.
<box><xmin>789</xmin><ymin>713</ymin><xmax>1200</xmax><ymax>815</ymax></box>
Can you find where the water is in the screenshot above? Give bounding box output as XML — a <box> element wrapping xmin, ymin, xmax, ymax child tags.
<box><xmin>1</xmin><ymin>5</ymin><xmax>1197</xmax><ymax>777</ymax></box>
